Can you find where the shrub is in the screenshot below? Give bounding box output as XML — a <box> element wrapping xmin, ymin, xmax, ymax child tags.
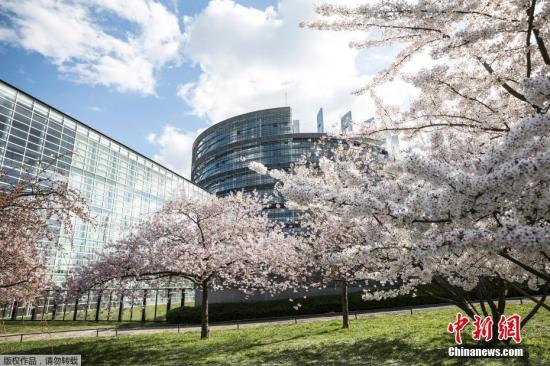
<box><xmin>166</xmin><ymin>290</ymin><xmax>446</xmax><ymax>324</ymax></box>
<box><xmin>166</xmin><ymin>284</ymin><xmax>534</xmax><ymax>324</ymax></box>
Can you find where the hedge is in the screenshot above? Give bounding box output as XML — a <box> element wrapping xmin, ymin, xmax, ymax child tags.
<box><xmin>166</xmin><ymin>284</ymin><xmax>535</xmax><ymax>324</ymax></box>
<box><xmin>166</xmin><ymin>290</ymin><xmax>448</xmax><ymax>324</ymax></box>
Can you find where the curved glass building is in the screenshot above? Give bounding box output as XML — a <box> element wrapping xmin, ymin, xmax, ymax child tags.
<box><xmin>192</xmin><ymin>107</ymin><xmax>325</xmax><ymax>224</ymax></box>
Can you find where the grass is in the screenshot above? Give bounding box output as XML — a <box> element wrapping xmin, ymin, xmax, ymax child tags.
<box><xmin>91</xmin><ymin>303</ymin><xmax>180</xmax><ymax>322</ymax></box>
<box><xmin>0</xmin><ymin>304</ymin><xmax>197</xmax><ymax>335</ymax></box>
<box><xmin>2</xmin><ymin>302</ymin><xmax>195</xmax><ymax>331</ymax></box>
<box><xmin>0</xmin><ymin>320</ymin><xmax>165</xmax><ymax>335</ymax></box>
<box><xmin>88</xmin><ymin>302</ymin><xmax>194</xmax><ymax>322</ymax></box>
<box><xmin>0</xmin><ymin>303</ymin><xmax>193</xmax><ymax>334</ymax></box>
<box><xmin>0</xmin><ymin>303</ymin><xmax>548</xmax><ymax>365</ymax></box>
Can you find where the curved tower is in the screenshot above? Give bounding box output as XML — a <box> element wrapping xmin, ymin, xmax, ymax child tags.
<box><xmin>192</xmin><ymin>107</ymin><xmax>325</xmax><ymax>224</ymax></box>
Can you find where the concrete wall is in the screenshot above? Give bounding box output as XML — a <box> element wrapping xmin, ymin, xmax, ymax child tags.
<box><xmin>195</xmin><ymin>287</ymin><xmax>363</xmax><ymax>306</ymax></box>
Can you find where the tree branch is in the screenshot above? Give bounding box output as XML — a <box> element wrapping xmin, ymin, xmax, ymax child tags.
<box><xmin>521</xmin><ymin>284</ymin><xmax>548</xmax><ymax>329</ymax></box>
<box><xmin>435</xmin><ymin>79</ymin><xmax>497</xmax><ymax>113</ymax></box>
<box><xmin>362</xmin><ymin>122</ymin><xmax>509</xmax><ymax>136</ymax></box>
<box><xmin>533</xmin><ymin>29</ymin><xmax>550</xmax><ymax>65</ymax></box>
<box><xmin>508</xmin><ymin>282</ymin><xmax>550</xmax><ymax>311</ymax></box>
<box><xmin>476</xmin><ymin>56</ymin><xmax>527</xmax><ymax>102</ymax></box>
<box><xmin>499</xmin><ymin>250</ymin><xmax>550</xmax><ymax>282</ymax></box>
<box><xmin>526</xmin><ymin>0</ymin><xmax>537</xmax><ymax>78</ymax></box>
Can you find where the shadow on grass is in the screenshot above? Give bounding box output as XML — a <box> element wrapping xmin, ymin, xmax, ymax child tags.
<box><xmin>0</xmin><ymin>320</ymin><xmax>167</xmax><ymax>335</ymax></box>
<box><xmin>2</xmin><ymin>327</ymin><xmax>539</xmax><ymax>366</ymax></box>
<box><xmin>248</xmin><ymin>337</ymin><xmax>536</xmax><ymax>366</ymax></box>
<box><xmin>2</xmin><ymin>326</ymin><xmax>338</xmax><ymax>364</ymax></box>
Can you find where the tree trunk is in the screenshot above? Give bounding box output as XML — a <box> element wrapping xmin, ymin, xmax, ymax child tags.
<box><xmin>479</xmin><ymin>277</ymin><xmax>505</xmax><ymax>345</ymax></box>
<box><xmin>341</xmin><ymin>280</ymin><xmax>349</xmax><ymax>329</ymax></box>
<box><xmin>200</xmin><ymin>281</ymin><xmax>209</xmax><ymax>339</ymax></box>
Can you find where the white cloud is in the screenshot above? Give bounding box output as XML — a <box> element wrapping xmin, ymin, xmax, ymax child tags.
<box><xmin>0</xmin><ymin>27</ymin><xmax>16</xmax><ymax>42</ymax></box>
<box><xmin>147</xmin><ymin>125</ymin><xmax>204</xmax><ymax>178</ymax></box>
<box><xmin>0</xmin><ymin>0</ymin><xmax>184</xmax><ymax>94</ymax></box>
<box><xmin>177</xmin><ymin>0</ymin><xmax>412</xmax><ymax>132</ymax></box>
<box><xmin>176</xmin><ymin>82</ymin><xmax>196</xmax><ymax>102</ymax></box>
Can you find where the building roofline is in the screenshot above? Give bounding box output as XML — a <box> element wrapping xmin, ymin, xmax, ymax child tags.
<box><xmin>0</xmin><ymin>79</ymin><xmax>201</xmax><ymax>188</ymax></box>
<box><xmin>191</xmin><ymin>132</ymin><xmax>327</xmax><ymax>178</ymax></box>
<box><xmin>192</xmin><ymin>106</ymin><xmax>292</xmax><ymax>152</ymax></box>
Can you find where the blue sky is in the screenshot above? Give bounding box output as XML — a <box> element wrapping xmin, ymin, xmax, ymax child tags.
<box><xmin>0</xmin><ymin>0</ymin><xmax>407</xmax><ymax>177</ymax></box>
<box><xmin>0</xmin><ymin>44</ymin><xmax>203</xmax><ymax>157</ymax></box>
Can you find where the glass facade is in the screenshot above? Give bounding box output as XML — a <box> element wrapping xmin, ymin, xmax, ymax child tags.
<box><xmin>192</xmin><ymin>107</ymin><xmax>326</xmax><ymax>225</ymax></box>
<box><xmin>0</xmin><ymin>80</ymin><xmax>209</xmax><ymax>284</ymax></box>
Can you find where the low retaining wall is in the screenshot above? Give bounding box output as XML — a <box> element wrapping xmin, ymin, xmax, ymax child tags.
<box><xmin>194</xmin><ymin>287</ymin><xmax>363</xmax><ymax>305</ymax></box>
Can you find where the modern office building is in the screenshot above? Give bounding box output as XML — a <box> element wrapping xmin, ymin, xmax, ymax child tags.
<box><xmin>317</xmin><ymin>108</ymin><xmax>324</xmax><ymax>133</ymax></box>
<box><xmin>0</xmin><ymin>80</ymin><xmax>209</xmax><ymax>284</ymax></box>
<box><xmin>387</xmin><ymin>134</ymin><xmax>400</xmax><ymax>158</ymax></box>
<box><xmin>341</xmin><ymin>110</ymin><xmax>353</xmax><ymax>134</ymax></box>
<box><xmin>292</xmin><ymin>120</ymin><xmax>300</xmax><ymax>133</ymax></box>
<box><xmin>191</xmin><ymin>107</ymin><xmax>326</xmax><ymax>225</ymax></box>
<box><xmin>361</xmin><ymin>116</ymin><xmax>401</xmax><ymax>159</ymax></box>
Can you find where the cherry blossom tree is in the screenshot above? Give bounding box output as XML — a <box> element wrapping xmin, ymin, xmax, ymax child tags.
<box><xmin>250</xmin><ymin>78</ymin><xmax>549</xmax><ymax>338</ymax></box>
<box><xmin>0</xmin><ymin>166</ymin><xmax>89</xmax><ymax>305</ymax></box>
<box><xmin>249</xmin><ymin>0</ymin><xmax>550</xmax><ymax>341</ymax></box>
<box><xmin>66</xmin><ymin>191</ymin><xmax>300</xmax><ymax>339</ymax></box>
<box><xmin>298</xmin><ymin>211</ymin><xmax>387</xmax><ymax>328</ymax></box>
<box><xmin>251</xmin><ymin>106</ymin><xmax>549</xmax><ymax>338</ymax></box>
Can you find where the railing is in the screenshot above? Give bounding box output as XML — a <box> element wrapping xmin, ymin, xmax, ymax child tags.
<box><xmin>0</xmin><ymin>287</ymin><xmax>194</xmax><ymax>323</ymax></box>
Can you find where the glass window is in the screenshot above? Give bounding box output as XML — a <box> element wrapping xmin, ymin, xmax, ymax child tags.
<box><xmin>26</xmin><ymin>141</ymin><xmax>41</xmax><ymax>152</ymax></box>
<box><xmin>15</xmin><ymin>104</ymin><xmax>32</xmax><ymax>117</ymax></box>
<box><xmin>12</xmin><ymin>119</ymin><xmax>30</xmax><ymax>133</ymax></box>
<box><xmin>0</xmin><ymin>98</ymin><xmax>13</xmax><ymax>111</ymax></box>
<box><xmin>16</xmin><ymin>93</ymin><xmax>33</xmax><ymax>108</ymax></box>
<box><xmin>8</xmin><ymin>134</ymin><xmax>26</xmax><ymax>148</ymax></box>
<box><xmin>76</xmin><ymin>125</ymin><xmax>88</xmax><ymax>135</ymax></box>
<box><xmin>6</xmin><ymin>143</ymin><xmax>24</xmax><ymax>160</ymax></box>
<box><xmin>0</xmin><ymin>83</ymin><xmax>16</xmax><ymax>101</ymax></box>
<box><xmin>34</xmin><ymin>102</ymin><xmax>48</xmax><ymax>116</ymax></box>
<box><xmin>49</xmin><ymin>110</ymin><xmax>63</xmax><ymax>124</ymax></box>
<box><xmin>48</xmin><ymin>122</ymin><xmax>63</xmax><ymax>133</ymax></box>
<box><xmin>64</xmin><ymin>117</ymin><xmax>76</xmax><ymax>130</ymax></box>
<box><xmin>89</xmin><ymin>131</ymin><xmax>99</xmax><ymax>141</ymax></box>
<box><xmin>10</xmin><ymin>127</ymin><xmax>28</xmax><ymax>140</ymax></box>
<box><xmin>47</xmin><ymin>128</ymin><xmax>61</xmax><ymax>139</ymax></box>
<box><xmin>13</xmin><ymin>112</ymin><xmax>31</xmax><ymax>126</ymax></box>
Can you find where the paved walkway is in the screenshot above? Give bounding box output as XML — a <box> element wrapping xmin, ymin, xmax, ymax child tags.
<box><xmin>0</xmin><ymin>298</ymin><xmax>535</xmax><ymax>343</ymax></box>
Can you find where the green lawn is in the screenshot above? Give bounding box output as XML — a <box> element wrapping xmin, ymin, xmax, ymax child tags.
<box><xmin>0</xmin><ymin>304</ymin><xmax>195</xmax><ymax>334</ymax></box>
<box><xmin>0</xmin><ymin>320</ymin><xmax>165</xmax><ymax>335</ymax></box>
<box><xmin>87</xmin><ymin>303</ymin><xmax>184</xmax><ymax>322</ymax></box>
<box><xmin>0</xmin><ymin>304</ymin><xmax>548</xmax><ymax>365</ymax></box>
<box><xmin>87</xmin><ymin>302</ymin><xmax>194</xmax><ymax>322</ymax></box>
